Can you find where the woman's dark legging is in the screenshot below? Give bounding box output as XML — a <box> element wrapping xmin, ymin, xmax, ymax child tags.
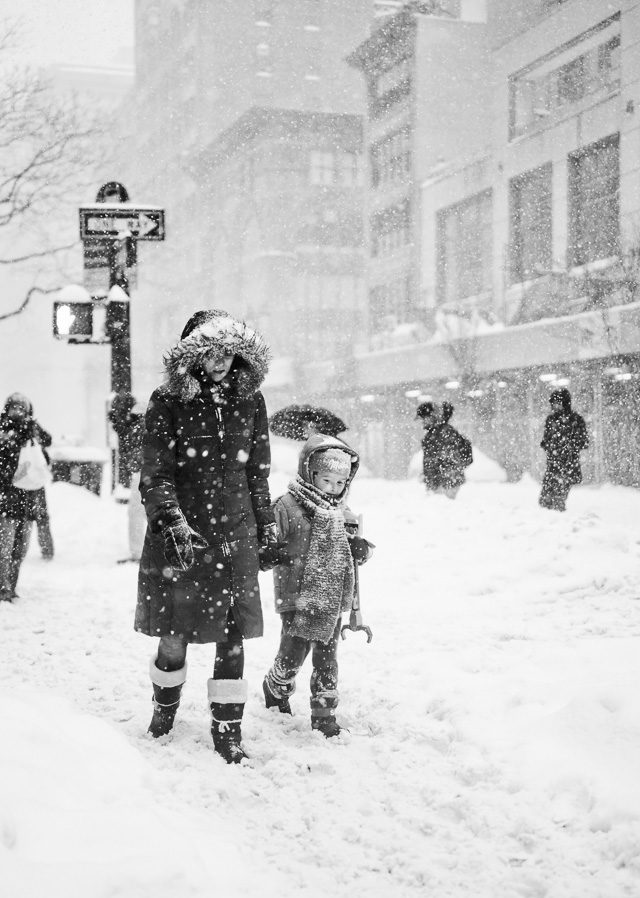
<box><xmin>156</xmin><ymin>608</ymin><xmax>244</xmax><ymax>679</ymax></box>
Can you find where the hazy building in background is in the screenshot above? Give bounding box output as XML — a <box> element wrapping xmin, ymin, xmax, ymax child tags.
<box><xmin>330</xmin><ymin>0</ymin><xmax>640</xmax><ymax>482</ymax></box>
<box><xmin>114</xmin><ymin>0</ymin><xmax>378</xmax><ymax>409</ymax></box>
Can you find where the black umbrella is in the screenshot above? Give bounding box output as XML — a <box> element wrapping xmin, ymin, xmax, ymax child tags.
<box><xmin>269</xmin><ymin>404</ymin><xmax>348</xmax><ymax>440</ymax></box>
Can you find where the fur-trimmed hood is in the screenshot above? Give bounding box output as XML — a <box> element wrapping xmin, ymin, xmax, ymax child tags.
<box><xmin>163</xmin><ymin>310</ymin><xmax>271</xmax><ymax>402</ymax></box>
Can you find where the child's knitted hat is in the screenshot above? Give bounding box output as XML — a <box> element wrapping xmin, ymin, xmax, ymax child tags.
<box><xmin>310</xmin><ymin>448</ymin><xmax>352</xmax><ymax>478</ymax></box>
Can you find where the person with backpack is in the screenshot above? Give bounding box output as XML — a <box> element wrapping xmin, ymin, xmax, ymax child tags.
<box><xmin>417</xmin><ymin>401</ymin><xmax>473</xmax><ymax>499</ymax></box>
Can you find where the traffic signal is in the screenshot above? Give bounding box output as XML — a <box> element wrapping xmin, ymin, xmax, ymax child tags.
<box><xmin>106</xmin><ymin>299</ymin><xmax>130</xmax><ymax>340</ymax></box>
<box><xmin>53</xmin><ymin>302</ymin><xmax>93</xmax><ymax>341</ymax></box>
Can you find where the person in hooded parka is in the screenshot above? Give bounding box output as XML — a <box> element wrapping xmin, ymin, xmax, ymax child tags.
<box><xmin>417</xmin><ymin>401</ymin><xmax>473</xmax><ymax>499</ymax></box>
<box><xmin>135</xmin><ymin>310</ymin><xmax>280</xmax><ymax>763</ymax></box>
<box><xmin>539</xmin><ymin>388</ymin><xmax>589</xmax><ymax>512</ymax></box>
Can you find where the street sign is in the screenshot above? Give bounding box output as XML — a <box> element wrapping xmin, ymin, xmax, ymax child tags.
<box><xmin>79</xmin><ymin>205</ymin><xmax>165</xmax><ymax>241</ymax></box>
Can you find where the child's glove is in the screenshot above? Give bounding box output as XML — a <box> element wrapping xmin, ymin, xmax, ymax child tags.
<box><xmin>349</xmin><ymin>535</ymin><xmax>373</xmax><ymax>564</ymax></box>
<box><xmin>258</xmin><ymin>522</ymin><xmax>289</xmax><ymax>571</ymax></box>
<box><xmin>158</xmin><ymin>507</ymin><xmax>208</xmax><ymax>571</ymax></box>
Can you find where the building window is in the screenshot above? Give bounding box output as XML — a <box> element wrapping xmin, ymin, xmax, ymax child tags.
<box><xmin>371</xmin><ymin>128</ymin><xmax>411</xmax><ymax>188</ymax></box>
<box><xmin>371</xmin><ymin>198</ymin><xmax>411</xmax><ymax>257</ymax></box>
<box><xmin>509</xmin><ymin>18</ymin><xmax>620</xmax><ymax>139</ymax></box>
<box><xmin>310</xmin><ymin>151</ymin><xmax>335</xmax><ymax>185</ymax></box>
<box><xmin>569</xmin><ymin>133</ymin><xmax>619</xmax><ymax>267</ymax></box>
<box><xmin>509</xmin><ymin>163</ymin><xmax>552</xmax><ymax>284</ymax></box>
<box><xmin>370</xmin><ymin>276</ymin><xmax>413</xmax><ymax>329</ymax></box>
<box><xmin>437</xmin><ymin>191</ymin><xmax>492</xmax><ymax>304</ymax></box>
<box><xmin>339</xmin><ymin>152</ymin><xmax>363</xmax><ymax>187</ymax></box>
<box><xmin>370</xmin><ymin>57</ymin><xmax>412</xmax><ymax>119</ymax></box>
<box><xmin>254</xmin><ymin>0</ymin><xmax>273</xmax><ymax>26</ymax></box>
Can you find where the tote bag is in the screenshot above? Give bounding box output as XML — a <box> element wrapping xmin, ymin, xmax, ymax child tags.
<box><xmin>12</xmin><ymin>440</ymin><xmax>52</xmax><ymax>491</ymax></box>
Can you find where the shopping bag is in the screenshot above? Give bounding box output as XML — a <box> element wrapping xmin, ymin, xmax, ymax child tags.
<box><xmin>12</xmin><ymin>440</ymin><xmax>52</xmax><ymax>491</ymax></box>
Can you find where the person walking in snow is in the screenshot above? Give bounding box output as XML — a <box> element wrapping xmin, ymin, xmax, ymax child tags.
<box><xmin>135</xmin><ymin>309</ymin><xmax>280</xmax><ymax>764</ymax></box>
<box><xmin>417</xmin><ymin>401</ymin><xmax>473</xmax><ymax>499</ymax></box>
<box><xmin>0</xmin><ymin>393</ymin><xmax>52</xmax><ymax>600</ymax></box>
<box><xmin>117</xmin><ymin>398</ymin><xmax>146</xmax><ymax>564</ymax></box>
<box><xmin>539</xmin><ymin>387</ymin><xmax>589</xmax><ymax>512</ymax></box>
<box><xmin>263</xmin><ymin>434</ymin><xmax>374</xmax><ymax>737</ymax></box>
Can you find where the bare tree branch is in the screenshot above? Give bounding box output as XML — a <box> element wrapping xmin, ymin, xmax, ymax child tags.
<box><xmin>0</xmin><ymin>240</ymin><xmax>80</xmax><ymax>264</ymax></box>
<box><xmin>0</xmin><ymin>284</ymin><xmax>60</xmax><ymax>321</ymax></box>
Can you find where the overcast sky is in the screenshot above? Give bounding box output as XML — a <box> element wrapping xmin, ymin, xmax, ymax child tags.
<box><xmin>7</xmin><ymin>0</ymin><xmax>135</xmax><ymax>68</ymax></box>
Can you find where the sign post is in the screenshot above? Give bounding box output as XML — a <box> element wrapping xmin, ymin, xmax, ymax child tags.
<box><xmin>59</xmin><ymin>182</ymin><xmax>167</xmax><ymax>488</ymax></box>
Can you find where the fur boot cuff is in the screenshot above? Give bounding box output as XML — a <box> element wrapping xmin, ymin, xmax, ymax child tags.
<box><xmin>207</xmin><ymin>678</ymin><xmax>248</xmax><ymax>705</ymax></box>
<box><xmin>149</xmin><ymin>655</ymin><xmax>188</xmax><ymax>688</ymax></box>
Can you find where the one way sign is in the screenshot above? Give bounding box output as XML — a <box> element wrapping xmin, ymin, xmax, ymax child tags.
<box><xmin>79</xmin><ymin>204</ymin><xmax>165</xmax><ymax>241</ymax></box>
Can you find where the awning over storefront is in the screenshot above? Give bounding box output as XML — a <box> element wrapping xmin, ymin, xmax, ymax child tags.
<box><xmin>351</xmin><ymin>302</ymin><xmax>640</xmax><ymax>390</ymax></box>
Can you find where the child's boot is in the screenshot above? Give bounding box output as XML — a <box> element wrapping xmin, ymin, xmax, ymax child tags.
<box><xmin>310</xmin><ymin>691</ymin><xmax>341</xmax><ymax>738</ymax></box>
<box><xmin>208</xmin><ymin>678</ymin><xmax>248</xmax><ymax>764</ymax></box>
<box><xmin>148</xmin><ymin>656</ymin><xmax>187</xmax><ymax>738</ymax></box>
<box><xmin>262</xmin><ymin>672</ymin><xmax>293</xmax><ymax>715</ymax></box>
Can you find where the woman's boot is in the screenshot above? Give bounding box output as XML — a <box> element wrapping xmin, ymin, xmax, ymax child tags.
<box><xmin>148</xmin><ymin>656</ymin><xmax>187</xmax><ymax>738</ymax></box>
<box><xmin>208</xmin><ymin>678</ymin><xmax>248</xmax><ymax>764</ymax></box>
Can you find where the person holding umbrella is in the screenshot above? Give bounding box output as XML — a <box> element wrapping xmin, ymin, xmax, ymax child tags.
<box><xmin>134</xmin><ymin>309</ymin><xmax>280</xmax><ymax>763</ymax></box>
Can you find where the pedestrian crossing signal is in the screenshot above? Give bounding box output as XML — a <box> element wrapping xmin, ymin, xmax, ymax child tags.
<box><xmin>53</xmin><ymin>302</ymin><xmax>93</xmax><ymax>341</ymax></box>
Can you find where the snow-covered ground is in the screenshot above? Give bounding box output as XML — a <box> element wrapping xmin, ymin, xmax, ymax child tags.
<box><xmin>2</xmin><ymin>447</ymin><xmax>640</xmax><ymax>897</ymax></box>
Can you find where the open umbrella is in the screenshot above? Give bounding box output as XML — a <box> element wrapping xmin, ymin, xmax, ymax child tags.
<box><xmin>269</xmin><ymin>404</ymin><xmax>348</xmax><ymax>440</ymax></box>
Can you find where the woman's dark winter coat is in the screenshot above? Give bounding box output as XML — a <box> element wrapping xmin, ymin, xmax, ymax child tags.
<box><xmin>0</xmin><ymin>396</ymin><xmax>51</xmax><ymax>521</ymax></box>
<box><xmin>422</xmin><ymin>423</ymin><xmax>473</xmax><ymax>491</ymax></box>
<box><xmin>135</xmin><ymin>311</ymin><xmax>274</xmax><ymax>645</ymax></box>
<box><xmin>272</xmin><ymin>434</ymin><xmax>360</xmax><ymax>616</ymax></box>
<box><xmin>540</xmin><ymin>400</ymin><xmax>589</xmax><ymax>487</ymax></box>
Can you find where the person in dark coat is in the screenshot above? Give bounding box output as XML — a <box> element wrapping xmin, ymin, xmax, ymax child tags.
<box><xmin>135</xmin><ymin>309</ymin><xmax>278</xmax><ymax>764</ymax></box>
<box><xmin>31</xmin><ymin>419</ymin><xmax>54</xmax><ymax>560</ymax></box>
<box><xmin>539</xmin><ymin>388</ymin><xmax>589</xmax><ymax>512</ymax></box>
<box><xmin>263</xmin><ymin>434</ymin><xmax>374</xmax><ymax>737</ymax></box>
<box><xmin>117</xmin><ymin>398</ymin><xmax>147</xmax><ymax>564</ymax></box>
<box><xmin>417</xmin><ymin>401</ymin><xmax>473</xmax><ymax>499</ymax></box>
<box><xmin>0</xmin><ymin>393</ymin><xmax>43</xmax><ymax>599</ymax></box>
<box><xmin>109</xmin><ymin>391</ymin><xmax>142</xmax><ymax>489</ymax></box>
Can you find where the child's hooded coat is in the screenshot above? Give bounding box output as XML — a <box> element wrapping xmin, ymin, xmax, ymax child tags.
<box><xmin>272</xmin><ymin>433</ymin><xmax>359</xmax><ymax>618</ymax></box>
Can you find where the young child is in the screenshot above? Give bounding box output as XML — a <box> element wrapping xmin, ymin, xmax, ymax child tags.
<box><xmin>263</xmin><ymin>433</ymin><xmax>373</xmax><ymax>737</ymax></box>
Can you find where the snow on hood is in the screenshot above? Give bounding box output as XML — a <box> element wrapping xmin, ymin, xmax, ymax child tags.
<box><xmin>163</xmin><ymin>310</ymin><xmax>271</xmax><ymax>402</ymax></box>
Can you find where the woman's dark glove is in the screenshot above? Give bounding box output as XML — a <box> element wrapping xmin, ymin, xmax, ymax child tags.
<box><xmin>258</xmin><ymin>522</ymin><xmax>289</xmax><ymax>571</ymax></box>
<box><xmin>349</xmin><ymin>535</ymin><xmax>373</xmax><ymax>564</ymax></box>
<box><xmin>158</xmin><ymin>507</ymin><xmax>208</xmax><ymax>571</ymax></box>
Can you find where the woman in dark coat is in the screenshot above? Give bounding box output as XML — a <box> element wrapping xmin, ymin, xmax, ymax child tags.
<box><xmin>417</xmin><ymin>401</ymin><xmax>473</xmax><ymax>499</ymax></box>
<box><xmin>135</xmin><ymin>309</ymin><xmax>278</xmax><ymax>763</ymax></box>
<box><xmin>539</xmin><ymin>388</ymin><xmax>589</xmax><ymax>512</ymax></box>
<box><xmin>0</xmin><ymin>393</ymin><xmax>46</xmax><ymax>599</ymax></box>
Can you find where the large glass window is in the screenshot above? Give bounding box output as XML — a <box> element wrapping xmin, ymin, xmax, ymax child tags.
<box><xmin>569</xmin><ymin>134</ymin><xmax>619</xmax><ymax>267</ymax></box>
<box><xmin>509</xmin><ymin>19</ymin><xmax>620</xmax><ymax>139</ymax></box>
<box><xmin>437</xmin><ymin>191</ymin><xmax>492</xmax><ymax>304</ymax></box>
<box><xmin>509</xmin><ymin>163</ymin><xmax>552</xmax><ymax>283</ymax></box>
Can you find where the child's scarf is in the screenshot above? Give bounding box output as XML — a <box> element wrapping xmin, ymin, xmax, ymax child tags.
<box><xmin>286</xmin><ymin>475</ymin><xmax>355</xmax><ymax>644</ymax></box>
